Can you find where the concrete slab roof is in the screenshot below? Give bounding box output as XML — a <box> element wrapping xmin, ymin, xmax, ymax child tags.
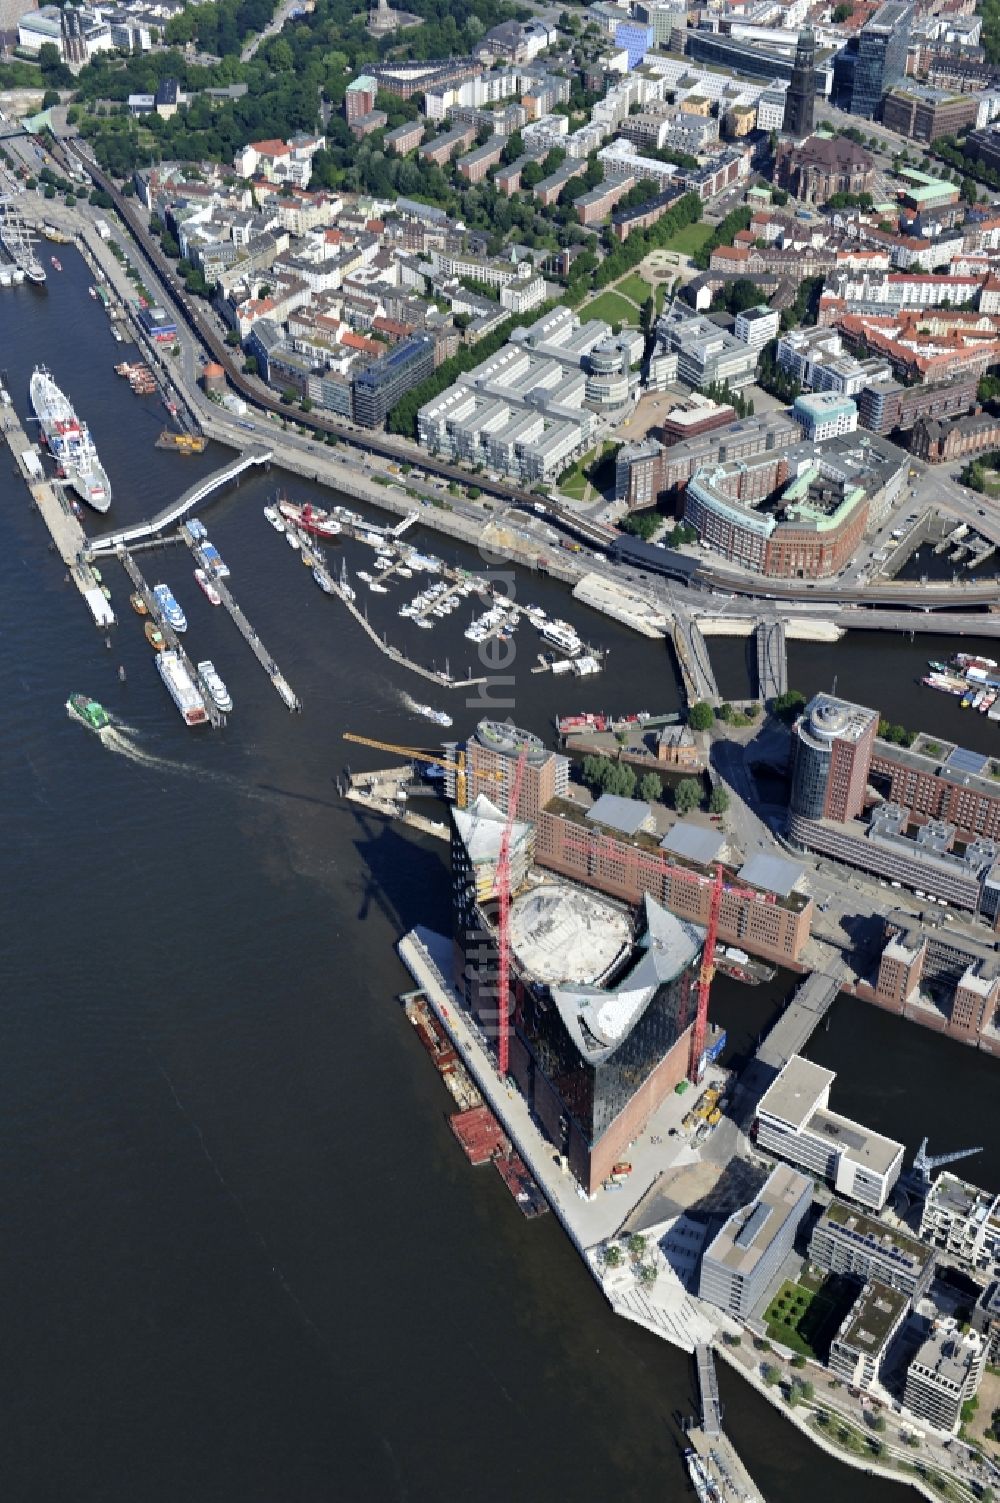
<box><xmin>508</xmin><ymin>881</ymin><xmax>632</xmax><ymax>987</ymax></box>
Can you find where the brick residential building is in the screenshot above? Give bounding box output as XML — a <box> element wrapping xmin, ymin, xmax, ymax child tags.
<box><xmin>910</xmin><ymin>409</ymin><xmax>1000</xmax><ymax>462</ymax></box>
<box><xmin>856</xmin><ymin>372</ymin><xmax>978</xmax><ymax>435</ymax></box>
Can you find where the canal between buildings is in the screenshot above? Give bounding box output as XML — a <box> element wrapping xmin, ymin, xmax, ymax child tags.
<box><xmin>1</xmin><ymin>247</ymin><xmax>995</xmax><ymax>1503</ymax></box>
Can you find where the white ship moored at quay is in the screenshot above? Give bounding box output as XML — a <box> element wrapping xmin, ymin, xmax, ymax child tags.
<box><xmin>0</xmin><ymin>198</ymin><xmax>46</xmax><ymax>284</ymax></box>
<box><xmin>29</xmin><ymin>365</ymin><xmax>111</xmax><ymax>512</ymax></box>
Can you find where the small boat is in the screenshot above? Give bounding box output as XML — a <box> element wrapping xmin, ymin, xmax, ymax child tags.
<box><xmin>369</xmin><ymin>580</ymin><xmax>388</xmax><ymax>594</ymax></box>
<box><xmin>66</xmin><ymin>693</ymin><xmax>109</xmax><ymax>731</ymax></box>
<box><xmin>263</xmin><ymin>505</ymin><xmax>285</xmax><ymax>533</ymax></box>
<box><xmin>416</xmin><ymin>617</ymin><xmax>433</xmax><ymax>629</ymax></box>
<box><xmin>197</xmin><ymin>660</ymin><xmax>232</xmax><ymax>713</ymax></box>
<box><xmin>152</xmin><ymin>583</ymin><xmax>186</xmax><ymax>633</ymax></box>
<box><xmin>194</xmin><ymin>567</ymin><xmax>222</xmax><ymax>605</ymax></box>
<box><xmin>313</xmin><ymin>567</ymin><xmax>335</xmax><ymax>594</ymax></box>
<box><xmin>129</xmin><ymin>591</ymin><xmax>148</xmax><ymax>616</ymax></box>
<box><xmin>50</xmin><ymin>256</ymin><xmax>62</xmax><ymax>271</ymax></box>
<box><xmin>286</xmin><ymin>531</ymin><xmax>300</xmax><ymax>551</ymax></box>
<box><xmin>88</xmin><ymin>285</ymin><xmax>97</xmax><ymax>299</ymax></box>
<box><xmin>357</xmin><ymin>570</ymin><xmax>373</xmax><ymax>584</ymax></box>
<box><xmin>145</xmin><ymin>621</ymin><xmax>166</xmax><ymax>651</ymax></box>
<box><xmin>412</xmin><ymin>704</ymin><xmax>453</xmax><ymax>727</ymax></box>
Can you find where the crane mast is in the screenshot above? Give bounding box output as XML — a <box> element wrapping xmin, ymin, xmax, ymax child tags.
<box><xmin>496</xmin><ymin>748</ymin><xmax>527</xmax><ymax>1078</ymax></box>
<box><xmin>688</xmin><ymin>863</ymin><xmax>724</xmax><ymax>1085</ymax></box>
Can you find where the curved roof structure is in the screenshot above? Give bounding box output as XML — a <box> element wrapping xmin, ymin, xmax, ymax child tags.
<box><xmin>508</xmin><ymin>883</ymin><xmax>632</xmax><ymax>988</ymax></box>
<box><xmin>552</xmin><ymin>895</ymin><xmax>704</xmax><ymax>1066</ymax></box>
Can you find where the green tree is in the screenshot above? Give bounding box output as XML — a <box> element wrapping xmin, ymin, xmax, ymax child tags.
<box><xmin>688</xmin><ymin>702</ymin><xmax>714</xmax><ymax>732</ymax></box>
<box><xmin>627</xmin><ymin>1233</ymin><xmax>647</xmax><ymax>1261</ymax></box>
<box><xmin>639</xmin><ymin>771</ymin><xmax>662</xmax><ymax>804</ymax></box>
<box><xmin>602</xmin><ymin>1243</ymin><xmax>622</xmax><ymax>1268</ymax></box>
<box><xmin>242</xmin><ymin>356</ymin><xmax>258</xmax><ymax>375</ymax></box>
<box><xmin>41</xmin><ymin>89</ymin><xmax>59</xmax><ymax>110</ymax></box>
<box><xmin>771</xmin><ymin>689</ymin><xmax>806</xmax><ymax>724</ymax></box>
<box><xmin>674</xmin><ymin>778</ymin><xmax>702</xmax><ymax>815</ymax></box>
<box><xmin>708</xmin><ymin>785</ymin><xmax>730</xmax><ymax>816</ymax></box>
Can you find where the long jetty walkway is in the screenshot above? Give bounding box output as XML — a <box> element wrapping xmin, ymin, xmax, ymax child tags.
<box><xmin>0</xmin><ymin>391</ymin><xmax>113</xmax><ymax>626</ymax></box>
<box><xmin>86</xmin><ymin>446</ymin><xmax>273</xmax><ymax>556</ymax></box>
<box><xmin>119</xmin><ymin>550</ymin><xmax>225</xmax><ymax>727</ymax></box>
<box><xmin>178</xmin><ymin>530</ymin><xmax>300</xmax><ymax>711</ymax></box>
<box><xmin>329</xmin><ymin>578</ymin><xmax>487</xmax><ymax>692</ymax></box>
<box><xmin>685</xmin><ymin>1345</ymin><xmax>766</xmax><ymax>1502</ymax></box>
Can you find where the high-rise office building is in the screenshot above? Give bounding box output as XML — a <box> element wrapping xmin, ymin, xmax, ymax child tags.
<box><xmin>833</xmin><ymin>0</ymin><xmax>913</xmax><ymax>118</ymax></box>
<box><xmin>788</xmin><ymin>693</ymin><xmax>879</xmax><ymax>825</ymax></box>
<box><xmin>782</xmin><ymin>28</ymin><xmax>816</xmax><ymax>139</ymax></box>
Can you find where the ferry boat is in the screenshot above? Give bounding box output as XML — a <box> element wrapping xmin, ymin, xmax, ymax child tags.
<box><xmin>152</xmin><ymin>583</ymin><xmax>187</xmax><ymax>633</ymax></box>
<box><xmin>557</xmin><ymin>712</ymin><xmax>609</xmax><ymax>734</ymax></box>
<box><xmin>29</xmin><ymin>365</ymin><xmax>112</xmax><ymax>512</ymax></box>
<box><xmin>50</xmin><ymin>255</ymin><xmax>62</xmax><ymax>272</ymax></box>
<box><xmin>197</xmin><ymin>660</ymin><xmax>232</xmax><ymax>713</ymax></box>
<box><xmin>65</xmin><ymin>693</ymin><xmax>109</xmax><ymax>731</ymax></box>
<box><xmin>129</xmin><ymin>591</ymin><xmax>148</xmax><ymax>616</ymax></box>
<box><xmin>144</xmin><ymin>622</ymin><xmax>166</xmax><ymax>651</ymax></box>
<box><xmin>684</xmin><ymin>1450</ymin><xmax>720</xmax><ymax>1503</ymax></box>
<box><xmin>412</xmin><ymin>704</ymin><xmax>453</xmax><ymax>727</ymax></box>
<box><xmin>157</xmin><ymin>651</ymin><xmax>208</xmax><ymax>725</ymax></box>
<box><xmin>277</xmin><ymin>497</ymin><xmax>342</xmax><ymax>538</ymax></box>
<box><xmin>194</xmin><ymin>567</ymin><xmax>222</xmax><ymax>606</ymax></box>
<box><xmin>540</xmin><ymin>619</ymin><xmax>583</xmax><ymax>656</ymax></box>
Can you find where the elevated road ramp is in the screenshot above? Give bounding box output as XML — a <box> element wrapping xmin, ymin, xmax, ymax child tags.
<box><xmin>86</xmin><ymin>446</ymin><xmax>272</xmax><ymax>556</ymax></box>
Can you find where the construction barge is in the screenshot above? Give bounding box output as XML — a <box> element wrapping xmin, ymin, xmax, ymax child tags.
<box><xmin>403</xmin><ymin>993</ymin><xmax>547</xmax><ymax>1218</ymax></box>
<box><xmin>156</xmin><ymin>430</ymin><xmax>208</xmax><ymax>454</ymax></box>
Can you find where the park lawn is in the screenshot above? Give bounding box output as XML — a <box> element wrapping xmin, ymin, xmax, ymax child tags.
<box><xmin>559</xmin><ymin>445</ymin><xmax>599</xmax><ymax>501</ymax></box>
<box><xmin>616</xmin><ymin>272</ymin><xmax>652</xmax><ymax>305</ymax></box>
<box><xmin>764</xmin><ymin>1276</ymin><xmax>857</xmax><ymax>1361</ymax></box>
<box><xmin>558</xmin><ymin>440</ymin><xmax>619</xmax><ymax>501</ymax></box>
<box><xmin>661</xmin><ymin>221</ymin><xmax>714</xmax><ymax>257</ymax></box>
<box><xmin>581</xmin><ymin>289</ymin><xmax>638</xmax><ymax>328</ymax></box>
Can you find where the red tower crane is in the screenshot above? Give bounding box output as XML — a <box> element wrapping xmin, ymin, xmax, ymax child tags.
<box><xmin>688</xmin><ymin>862</ymin><xmax>725</xmax><ymax>1085</ymax></box>
<box><xmin>496</xmin><ymin>747</ymin><xmax>528</xmax><ymax>1079</ymax></box>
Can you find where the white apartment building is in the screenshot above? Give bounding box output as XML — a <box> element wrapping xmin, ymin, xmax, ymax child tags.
<box><xmin>920</xmin><ymin>1173</ymin><xmax>1000</xmax><ymax>1278</ymax></box>
<box><xmin>734</xmin><ymin>305</ymin><xmax>780</xmax><ymax>351</ymax></box>
<box><xmin>904</xmin><ymin>1326</ymin><xmax>986</xmax><ymax>1433</ymax></box>
<box><xmin>828</xmin><ymin>1281</ymin><xmax>909</xmax><ymax>1393</ymax></box>
<box><xmin>757</xmin><ymin>1055</ymin><xmax>904</xmax><ymax>1211</ymax></box>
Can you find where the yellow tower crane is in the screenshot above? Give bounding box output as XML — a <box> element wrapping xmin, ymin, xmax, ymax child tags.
<box><xmin>342</xmin><ymin>732</ymin><xmax>477</xmax><ymax>807</ymax></box>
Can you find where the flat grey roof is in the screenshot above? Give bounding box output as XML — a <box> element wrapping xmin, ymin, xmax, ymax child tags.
<box><xmin>739</xmin><ymin>852</ymin><xmax>805</xmax><ymax>898</ymax></box>
<box><xmin>661</xmin><ymin>821</ymin><xmax>725</xmax><ymax>866</ymax></box>
<box><xmin>587</xmin><ymin>792</ymin><xmax>652</xmax><ymax>836</ymax></box>
<box><xmin>808</xmin><ymin>1107</ymin><xmax>904</xmax><ymax>1177</ymax></box>
<box><xmin>703</xmin><ymin>1163</ymin><xmax>812</xmax><ymax>1278</ymax></box>
<box><xmin>759</xmin><ymin>1055</ymin><xmax>834</xmax><ymax>1131</ymax></box>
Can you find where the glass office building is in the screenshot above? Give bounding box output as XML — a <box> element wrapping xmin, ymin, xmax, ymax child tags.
<box><xmin>833</xmin><ymin>0</ymin><xmax>913</xmax><ymax>117</ymax></box>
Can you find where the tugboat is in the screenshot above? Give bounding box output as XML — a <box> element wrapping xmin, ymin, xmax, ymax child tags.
<box><xmin>144</xmin><ymin>621</ymin><xmax>166</xmax><ymax>651</ymax></box>
<box><xmin>66</xmin><ymin>693</ymin><xmax>110</xmax><ymax>731</ymax></box>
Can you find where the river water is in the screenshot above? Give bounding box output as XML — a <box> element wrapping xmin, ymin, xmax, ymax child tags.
<box><xmin>2</xmin><ymin>248</ymin><xmax>995</xmax><ymax>1502</ymax></box>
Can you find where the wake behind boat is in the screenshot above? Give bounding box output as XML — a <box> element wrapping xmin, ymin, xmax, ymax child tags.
<box><xmin>29</xmin><ymin>365</ymin><xmax>111</xmax><ymax>512</ymax></box>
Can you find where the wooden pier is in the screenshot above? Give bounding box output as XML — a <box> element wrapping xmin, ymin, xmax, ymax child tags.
<box><xmin>330</xmin><ymin>578</ymin><xmax>486</xmax><ymax>691</ymax></box>
<box><xmin>179</xmin><ymin>529</ymin><xmax>301</xmax><ymax>711</ymax></box>
<box><xmin>118</xmin><ymin>549</ymin><xmax>225</xmax><ymax>728</ymax></box>
<box><xmin>0</xmin><ymin>392</ymin><xmax>113</xmax><ymax>627</ymax></box>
